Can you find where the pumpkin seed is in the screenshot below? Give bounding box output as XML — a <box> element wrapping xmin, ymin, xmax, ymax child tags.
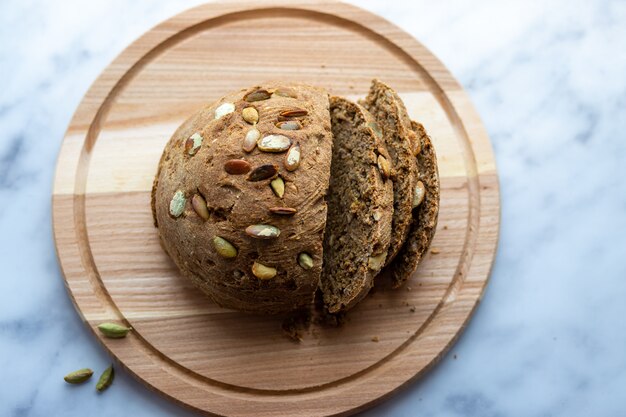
<box><xmin>252</xmin><ymin>261</ymin><xmax>277</xmax><ymax>280</ymax></box>
<box><xmin>368</xmin><ymin>252</ymin><xmax>387</xmax><ymax>271</ymax></box>
<box><xmin>273</xmin><ymin>87</ymin><xmax>298</xmax><ymax>98</ymax></box>
<box><xmin>298</xmin><ymin>253</ymin><xmax>313</xmax><ymax>270</ymax></box>
<box><xmin>276</xmin><ymin>120</ymin><xmax>301</xmax><ymax>130</ymax></box>
<box><xmin>184</xmin><ymin>132</ymin><xmax>203</xmax><ymax>156</ymax></box>
<box><xmin>96</xmin><ymin>365</ymin><xmax>114</xmax><ymax>392</ymax></box>
<box><xmin>284</xmin><ymin>142</ymin><xmax>301</xmax><ymax>171</ymax></box>
<box><xmin>243</xmin><ymin>127</ymin><xmax>260</xmax><ymax>152</ymax></box>
<box><xmin>98</xmin><ymin>322</ymin><xmax>132</xmax><ymax>338</ymax></box>
<box><xmin>377</xmin><ymin>155</ymin><xmax>391</xmax><ymax>180</ymax></box>
<box><xmin>270</xmin><ymin>177</ymin><xmax>285</xmax><ymax>198</ymax></box>
<box><xmin>215</xmin><ymin>102</ymin><xmax>235</xmax><ymax>119</ymax></box>
<box><xmin>242</xmin><ymin>107</ymin><xmax>259</xmax><ymax>124</ymax></box>
<box><xmin>258</xmin><ymin>135</ymin><xmax>291</xmax><ymax>153</ymax></box>
<box><xmin>224</xmin><ymin>159</ymin><xmax>251</xmax><ymax>175</ymax></box>
<box><xmin>245</xmin><ymin>224</ymin><xmax>281</xmax><ymax>239</ymax></box>
<box><xmin>244</xmin><ymin>89</ymin><xmax>271</xmax><ymax>102</ymax></box>
<box><xmin>247</xmin><ymin>164</ymin><xmax>279</xmax><ymax>181</ymax></box>
<box><xmin>279</xmin><ymin>108</ymin><xmax>308</xmax><ymax>119</ymax></box>
<box><xmin>169</xmin><ymin>190</ymin><xmax>186</xmax><ymax>217</ymax></box>
<box><xmin>64</xmin><ymin>368</ymin><xmax>93</xmax><ymax>384</ymax></box>
<box><xmin>269</xmin><ymin>206</ymin><xmax>297</xmax><ymax>215</ymax></box>
<box><xmin>413</xmin><ymin>181</ymin><xmax>425</xmax><ymax>208</ymax></box>
<box><xmin>192</xmin><ymin>194</ymin><xmax>209</xmax><ymax>220</ymax></box>
<box><xmin>213</xmin><ymin>236</ymin><xmax>238</xmax><ymax>258</ymax></box>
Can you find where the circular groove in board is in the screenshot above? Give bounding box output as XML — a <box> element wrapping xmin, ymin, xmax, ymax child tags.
<box><xmin>52</xmin><ymin>1</ymin><xmax>499</xmax><ymax>416</ymax></box>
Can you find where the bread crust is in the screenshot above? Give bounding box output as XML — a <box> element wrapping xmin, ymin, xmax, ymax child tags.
<box><xmin>152</xmin><ymin>82</ymin><xmax>333</xmax><ymax>314</ymax></box>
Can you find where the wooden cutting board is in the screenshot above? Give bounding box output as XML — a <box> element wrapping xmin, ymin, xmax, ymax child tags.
<box><xmin>52</xmin><ymin>1</ymin><xmax>499</xmax><ymax>416</ymax></box>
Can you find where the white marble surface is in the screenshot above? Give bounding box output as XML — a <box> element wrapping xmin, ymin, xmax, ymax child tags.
<box><xmin>1</xmin><ymin>0</ymin><xmax>625</xmax><ymax>415</ymax></box>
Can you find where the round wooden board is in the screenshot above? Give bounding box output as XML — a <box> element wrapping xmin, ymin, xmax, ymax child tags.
<box><xmin>52</xmin><ymin>1</ymin><xmax>499</xmax><ymax>416</ymax></box>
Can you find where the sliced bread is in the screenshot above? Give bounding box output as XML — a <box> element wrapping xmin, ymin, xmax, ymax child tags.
<box><xmin>321</xmin><ymin>96</ymin><xmax>394</xmax><ymax>312</ymax></box>
<box><xmin>361</xmin><ymin>79</ymin><xmax>420</xmax><ymax>267</ymax></box>
<box><xmin>387</xmin><ymin>120</ymin><xmax>440</xmax><ymax>288</ymax></box>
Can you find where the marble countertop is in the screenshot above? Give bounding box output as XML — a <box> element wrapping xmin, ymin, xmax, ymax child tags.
<box><xmin>2</xmin><ymin>0</ymin><xmax>625</xmax><ymax>416</ymax></box>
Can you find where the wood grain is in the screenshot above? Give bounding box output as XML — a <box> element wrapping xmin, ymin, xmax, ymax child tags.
<box><xmin>52</xmin><ymin>1</ymin><xmax>500</xmax><ymax>416</ymax></box>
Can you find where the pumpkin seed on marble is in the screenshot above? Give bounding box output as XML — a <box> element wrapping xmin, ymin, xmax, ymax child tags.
<box><xmin>214</xmin><ymin>102</ymin><xmax>235</xmax><ymax>119</ymax></box>
<box><xmin>192</xmin><ymin>194</ymin><xmax>209</xmax><ymax>220</ymax></box>
<box><xmin>96</xmin><ymin>365</ymin><xmax>114</xmax><ymax>392</ymax></box>
<box><xmin>252</xmin><ymin>261</ymin><xmax>277</xmax><ymax>280</ymax></box>
<box><xmin>258</xmin><ymin>135</ymin><xmax>291</xmax><ymax>153</ymax></box>
<box><xmin>243</xmin><ymin>127</ymin><xmax>260</xmax><ymax>152</ymax></box>
<box><xmin>270</xmin><ymin>177</ymin><xmax>285</xmax><ymax>198</ymax></box>
<box><xmin>213</xmin><ymin>236</ymin><xmax>238</xmax><ymax>259</ymax></box>
<box><xmin>298</xmin><ymin>253</ymin><xmax>314</xmax><ymax>270</ymax></box>
<box><xmin>169</xmin><ymin>190</ymin><xmax>186</xmax><ymax>217</ymax></box>
<box><xmin>242</xmin><ymin>107</ymin><xmax>259</xmax><ymax>124</ymax></box>
<box><xmin>247</xmin><ymin>164</ymin><xmax>279</xmax><ymax>181</ymax></box>
<box><xmin>184</xmin><ymin>132</ymin><xmax>203</xmax><ymax>156</ymax></box>
<box><xmin>64</xmin><ymin>368</ymin><xmax>93</xmax><ymax>384</ymax></box>
<box><xmin>284</xmin><ymin>142</ymin><xmax>301</xmax><ymax>171</ymax></box>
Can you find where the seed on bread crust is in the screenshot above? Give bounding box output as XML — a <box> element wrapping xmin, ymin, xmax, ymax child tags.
<box><xmin>244</xmin><ymin>89</ymin><xmax>272</xmax><ymax>102</ymax></box>
<box><xmin>184</xmin><ymin>133</ymin><xmax>203</xmax><ymax>156</ymax></box>
<box><xmin>213</xmin><ymin>236</ymin><xmax>238</xmax><ymax>258</ymax></box>
<box><xmin>245</xmin><ymin>224</ymin><xmax>281</xmax><ymax>239</ymax></box>
<box><xmin>252</xmin><ymin>261</ymin><xmax>277</xmax><ymax>279</ymax></box>
<box><xmin>284</xmin><ymin>142</ymin><xmax>301</xmax><ymax>171</ymax></box>
<box><xmin>270</xmin><ymin>177</ymin><xmax>285</xmax><ymax>198</ymax></box>
<box><xmin>169</xmin><ymin>190</ymin><xmax>186</xmax><ymax>217</ymax></box>
<box><xmin>191</xmin><ymin>194</ymin><xmax>209</xmax><ymax>220</ymax></box>
<box><xmin>242</xmin><ymin>107</ymin><xmax>259</xmax><ymax>124</ymax></box>
<box><xmin>224</xmin><ymin>159</ymin><xmax>252</xmax><ymax>175</ymax></box>
<box><xmin>243</xmin><ymin>128</ymin><xmax>260</xmax><ymax>152</ymax></box>
<box><xmin>247</xmin><ymin>164</ymin><xmax>279</xmax><ymax>181</ymax></box>
<box><xmin>269</xmin><ymin>206</ymin><xmax>297</xmax><ymax>215</ymax></box>
<box><xmin>215</xmin><ymin>102</ymin><xmax>235</xmax><ymax>119</ymax></box>
<box><xmin>258</xmin><ymin>135</ymin><xmax>292</xmax><ymax>153</ymax></box>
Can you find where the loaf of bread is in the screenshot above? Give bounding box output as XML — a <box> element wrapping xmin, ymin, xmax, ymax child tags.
<box><xmin>151</xmin><ymin>82</ymin><xmax>333</xmax><ymax>314</ymax></box>
<box><xmin>152</xmin><ymin>80</ymin><xmax>439</xmax><ymax>314</ymax></box>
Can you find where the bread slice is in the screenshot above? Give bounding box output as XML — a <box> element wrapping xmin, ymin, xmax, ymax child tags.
<box><xmin>321</xmin><ymin>96</ymin><xmax>394</xmax><ymax>312</ymax></box>
<box><xmin>387</xmin><ymin>120</ymin><xmax>440</xmax><ymax>287</ymax></box>
<box><xmin>361</xmin><ymin>79</ymin><xmax>419</xmax><ymax>266</ymax></box>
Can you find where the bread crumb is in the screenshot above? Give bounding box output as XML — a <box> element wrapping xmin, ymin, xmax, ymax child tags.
<box><xmin>443</xmin><ymin>225</ymin><xmax>448</xmax><ymax>230</ymax></box>
<box><xmin>371</xmin><ymin>336</ymin><xmax>379</xmax><ymax>342</ymax></box>
<box><xmin>430</xmin><ymin>248</ymin><xmax>440</xmax><ymax>254</ymax></box>
<box><xmin>406</xmin><ymin>286</ymin><xmax>412</xmax><ymax>291</ymax></box>
<box><xmin>409</xmin><ymin>306</ymin><xmax>416</xmax><ymax>313</ymax></box>
<box><xmin>320</xmin><ymin>64</ymin><xmax>326</xmax><ymax>68</ymax></box>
